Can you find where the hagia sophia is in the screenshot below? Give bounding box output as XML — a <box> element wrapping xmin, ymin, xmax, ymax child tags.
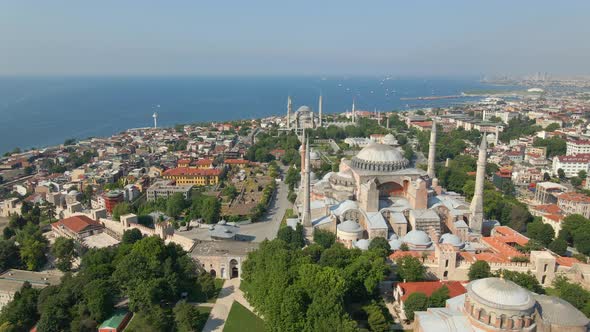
<box><xmin>292</xmin><ymin>102</ymin><xmax>590</xmax><ymax>293</ymax></box>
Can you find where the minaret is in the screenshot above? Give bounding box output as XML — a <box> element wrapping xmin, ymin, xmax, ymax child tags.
<box><xmin>352</xmin><ymin>99</ymin><xmax>356</xmax><ymax>123</ymax></box>
<box><xmin>427</xmin><ymin>120</ymin><xmax>437</xmax><ymax>179</ymax></box>
<box><xmin>318</xmin><ymin>94</ymin><xmax>323</xmax><ymax>127</ymax></box>
<box><xmin>299</xmin><ymin>129</ymin><xmax>306</xmax><ymax>180</ymax></box>
<box><xmin>302</xmin><ymin>138</ymin><xmax>312</xmax><ymax>227</ymax></box>
<box><xmin>152</xmin><ymin>112</ymin><xmax>158</xmax><ymax>129</ymax></box>
<box><xmin>287</xmin><ymin>96</ymin><xmax>292</xmax><ymax>129</ymax></box>
<box><xmin>386</xmin><ymin>114</ymin><xmax>390</xmax><ymax>129</ymax></box>
<box><xmin>470</xmin><ymin>136</ymin><xmax>487</xmax><ymax>234</ymax></box>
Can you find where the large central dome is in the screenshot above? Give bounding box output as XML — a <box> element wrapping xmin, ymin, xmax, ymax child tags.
<box><xmin>351</xmin><ymin>143</ymin><xmax>409</xmax><ymax>172</ymax></box>
<box><xmin>468</xmin><ymin>277</ymin><xmax>535</xmax><ymax>311</ymax></box>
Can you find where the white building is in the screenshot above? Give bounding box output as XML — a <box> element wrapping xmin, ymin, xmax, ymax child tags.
<box><xmin>567</xmin><ymin>139</ymin><xmax>590</xmax><ymax>156</ymax></box>
<box><xmin>552</xmin><ymin>154</ymin><xmax>590</xmax><ymax>178</ymax></box>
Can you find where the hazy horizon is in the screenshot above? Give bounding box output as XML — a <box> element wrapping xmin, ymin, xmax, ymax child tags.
<box><xmin>1</xmin><ymin>1</ymin><xmax>589</xmax><ymax>77</ymax></box>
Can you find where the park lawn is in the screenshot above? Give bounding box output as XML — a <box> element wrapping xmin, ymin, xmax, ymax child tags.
<box><xmin>124</xmin><ymin>312</ymin><xmax>155</xmax><ymax>332</ymax></box>
<box><xmin>223</xmin><ymin>301</ymin><xmax>265</xmax><ymax>332</ymax></box>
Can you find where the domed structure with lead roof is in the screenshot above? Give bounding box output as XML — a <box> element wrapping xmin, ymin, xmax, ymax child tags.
<box><xmin>351</xmin><ymin>143</ymin><xmax>409</xmax><ymax>172</ymax></box>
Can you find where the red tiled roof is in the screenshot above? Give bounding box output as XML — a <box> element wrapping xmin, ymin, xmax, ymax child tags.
<box><xmin>163</xmin><ymin>167</ymin><xmax>221</xmax><ymax>177</ymax></box>
<box><xmin>52</xmin><ymin>215</ymin><xmax>101</xmax><ymax>234</ymax></box>
<box><xmin>224</xmin><ymin>159</ymin><xmax>249</xmax><ymax>164</ymax></box>
<box><xmin>567</xmin><ymin>139</ymin><xmax>590</xmax><ymax>145</ymax></box>
<box><xmin>557</xmin><ymin>192</ymin><xmax>590</xmax><ymax>204</ymax></box>
<box><xmin>532</xmin><ymin>204</ymin><xmax>562</xmax><ymax>214</ymax></box>
<box><xmin>196</xmin><ymin>159</ymin><xmax>213</xmax><ymax>166</ymax></box>
<box><xmin>556</xmin><ymin>256</ymin><xmax>580</xmax><ymax>267</ymax></box>
<box><xmin>397</xmin><ymin>281</ymin><xmax>467</xmax><ymax>302</ymax></box>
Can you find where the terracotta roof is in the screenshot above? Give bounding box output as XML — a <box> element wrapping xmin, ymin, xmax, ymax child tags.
<box><xmin>532</xmin><ymin>204</ymin><xmax>562</xmax><ymax>214</ymax></box>
<box><xmin>557</xmin><ymin>192</ymin><xmax>590</xmax><ymax>204</ymax></box>
<box><xmin>163</xmin><ymin>167</ymin><xmax>221</xmax><ymax>177</ymax></box>
<box><xmin>224</xmin><ymin>159</ymin><xmax>249</xmax><ymax>164</ymax></box>
<box><xmin>52</xmin><ymin>215</ymin><xmax>102</xmax><ymax>234</ymax></box>
<box><xmin>397</xmin><ymin>281</ymin><xmax>467</xmax><ymax>302</ymax></box>
<box><xmin>567</xmin><ymin>139</ymin><xmax>590</xmax><ymax>145</ymax></box>
<box><xmin>196</xmin><ymin>159</ymin><xmax>213</xmax><ymax>166</ymax></box>
<box><xmin>556</xmin><ymin>256</ymin><xmax>580</xmax><ymax>267</ymax></box>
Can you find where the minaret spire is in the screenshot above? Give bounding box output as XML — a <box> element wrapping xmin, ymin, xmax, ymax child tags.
<box><xmin>352</xmin><ymin>99</ymin><xmax>356</xmax><ymax>123</ymax></box>
<box><xmin>318</xmin><ymin>94</ymin><xmax>323</xmax><ymax>127</ymax></box>
<box><xmin>427</xmin><ymin>120</ymin><xmax>437</xmax><ymax>179</ymax></box>
<box><xmin>287</xmin><ymin>96</ymin><xmax>292</xmax><ymax>130</ymax></box>
<box><xmin>302</xmin><ymin>138</ymin><xmax>312</xmax><ymax>227</ymax></box>
<box><xmin>470</xmin><ymin>135</ymin><xmax>487</xmax><ymax>234</ymax></box>
<box><xmin>300</xmin><ymin>129</ymin><xmax>306</xmax><ymax>181</ymax></box>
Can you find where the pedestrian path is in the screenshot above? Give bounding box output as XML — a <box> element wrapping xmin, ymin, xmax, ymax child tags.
<box><xmin>202</xmin><ymin>278</ymin><xmax>257</xmax><ymax>332</ymax></box>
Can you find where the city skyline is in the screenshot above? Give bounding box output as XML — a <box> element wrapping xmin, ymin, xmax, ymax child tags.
<box><xmin>1</xmin><ymin>0</ymin><xmax>590</xmax><ymax>76</ymax></box>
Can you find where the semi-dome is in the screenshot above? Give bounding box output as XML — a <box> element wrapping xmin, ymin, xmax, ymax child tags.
<box><xmin>440</xmin><ymin>233</ymin><xmax>464</xmax><ymax>248</ymax></box>
<box><xmin>351</xmin><ymin>143</ymin><xmax>409</xmax><ymax>172</ymax></box>
<box><xmin>337</xmin><ymin>220</ymin><xmax>362</xmax><ymax>233</ymax></box>
<box><xmin>468</xmin><ymin>277</ymin><xmax>536</xmax><ymax>311</ymax></box>
<box><xmin>535</xmin><ymin>294</ymin><xmax>590</xmax><ymax>327</ymax></box>
<box><xmin>389</xmin><ymin>233</ymin><xmax>399</xmax><ymax>241</ymax></box>
<box><xmin>382</xmin><ymin>134</ymin><xmax>398</xmax><ymax>146</ymax></box>
<box><xmin>403</xmin><ymin>230</ymin><xmax>432</xmax><ymax>246</ymax></box>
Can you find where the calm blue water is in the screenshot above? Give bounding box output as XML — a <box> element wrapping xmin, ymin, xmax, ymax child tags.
<box><xmin>0</xmin><ymin>76</ymin><xmax>518</xmax><ymax>154</ymax></box>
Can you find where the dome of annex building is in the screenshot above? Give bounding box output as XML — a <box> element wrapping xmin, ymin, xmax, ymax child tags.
<box><xmin>403</xmin><ymin>230</ymin><xmax>432</xmax><ymax>247</ymax></box>
<box><xmin>353</xmin><ymin>239</ymin><xmax>370</xmax><ymax>251</ymax></box>
<box><xmin>467</xmin><ymin>277</ymin><xmax>536</xmax><ymax>311</ymax></box>
<box><xmin>440</xmin><ymin>233</ymin><xmax>464</xmax><ymax>248</ymax></box>
<box><xmin>351</xmin><ymin>143</ymin><xmax>409</xmax><ymax>172</ymax></box>
<box><xmin>337</xmin><ymin>220</ymin><xmax>363</xmax><ymax>234</ymax></box>
<box><xmin>389</xmin><ymin>239</ymin><xmax>403</xmax><ymax>250</ymax></box>
<box><xmin>309</xmin><ymin>150</ymin><xmax>320</xmax><ymax>160</ymax></box>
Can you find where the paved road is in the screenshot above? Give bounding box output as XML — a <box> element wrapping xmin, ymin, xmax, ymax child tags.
<box><xmin>202</xmin><ymin>278</ymin><xmax>258</xmax><ymax>332</ymax></box>
<box><xmin>182</xmin><ymin>176</ymin><xmax>290</xmax><ymax>243</ymax></box>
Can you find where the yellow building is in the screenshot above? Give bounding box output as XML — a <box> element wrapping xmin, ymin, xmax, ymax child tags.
<box><xmin>162</xmin><ymin>167</ymin><xmax>221</xmax><ymax>186</ymax></box>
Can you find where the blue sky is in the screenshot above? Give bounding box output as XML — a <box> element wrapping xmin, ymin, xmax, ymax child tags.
<box><xmin>1</xmin><ymin>0</ymin><xmax>589</xmax><ymax>76</ymax></box>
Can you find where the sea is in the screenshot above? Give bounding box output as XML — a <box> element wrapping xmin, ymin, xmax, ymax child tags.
<box><xmin>0</xmin><ymin>76</ymin><xmax>520</xmax><ymax>154</ymax></box>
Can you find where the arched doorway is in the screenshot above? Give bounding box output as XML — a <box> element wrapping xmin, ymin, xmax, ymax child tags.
<box><xmin>210</xmin><ymin>269</ymin><xmax>216</xmax><ymax>278</ymax></box>
<box><xmin>230</xmin><ymin>259</ymin><xmax>239</xmax><ymax>279</ymax></box>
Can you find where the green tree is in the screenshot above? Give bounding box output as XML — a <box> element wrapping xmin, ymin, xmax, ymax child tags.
<box><xmin>83</xmin><ymin>279</ymin><xmax>114</xmax><ymax>322</ymax></box>
<box><xmin>122</xmin><ymin>229</ymin><xmax>143</xmax><ymax>245</ymax></box>
<box><xmin>526</xmin><ymin>220</ymin><xmax>555</xmax><ymax>246</ymax></box>
<box><xmin>0</xmin><ymin>240</ymin><xmax>21</xmax><ymax>270</ymax></box>
<box><xmin>365</xmin><ymin>303</ymin><xmax>389</xmax><ymax>332</ymax></box>
<box><xmin>552</xmin><ymin>276</ymin><xmax>590</xmax><ymax>311</ymax></box>
<box><xmin>548</xmin><ymin>238</ymin><xmax>568</xmax><ymax>256</ymax></box>
<box><xmin>222</xmin><ymin>185</ymin><xmax>238</xmax><ymax>200</ymax></box>
<box><xmin>579</xmin><ymin>170</ymin><xmax>588</xmax><ymax>179</ymax></box>
<box><xmin>112</xmin><ymin>202</ymin><xmax>130</xmax><ymax>221</ymax></box>
<box><xmin>558</xmin><ymin>168</ymin><xmax>566</xmax><ymax>179</ymax></box>
<box><xmin>396</xmin><ymin>256</ymin><xmax>426</xmax><ymax>282</ymax></box>
<box><xmin>428</xmin><ymin>286</ymin><xmax>450</xmax><ymax>307</ymax></box>
<box><xmin>544</xmin><ymin>123</ymin><xmax>560</xmax><ymax>132</ymax></box>
<box><xmin>166</xmin><ymin>192</ymin><xmax>187</xmax><ymax>219</ymax></box>
<box><xmin>277</xmin><ymin>224</ymin><xmax>305</xmax><ymax>249</ymax></box>
<box><xmin>313</xmin><ymin>229</ymin><xmax>336</xmax><ymax>249</ymax></box>
<box><xmin>174</xmin><ymin>301</ymin><xmax>208</xmax><ymax>332</ymax></box>
<box><xmin>571</xmin><ymin>176</ymin><xmax>583</xmax><ymax>187</ymax></box>
<box><xmin>468</xmin><ymin>261</ymin><xmax>492</xmax><ymax>281</ymax></box>
<box><xmin>18</xmin><ymin>224</ymin><xmax>48</xmax><ymax>271</ymax></box>
<box><xmin>404</xmin><ymin>292</ymin><xmax>428</xmax><ymax>321</ymax></box>
<box><xmin>0</xmin><ymin>282</ymin><xmax>40</xmax><ymax>332</ymax></box>
<box><xmin>368</xmin><ymin>237</ymin><xmax>391</xmax><ymax>257</ymax></box>
<box><xmin>499</xmin><ymin>270</ymin><xmax>544</xmax><ymax>294</ymax></box>
<box><xmin>51</xmin><ymin>237</ymin><xmax>76</xmax><ymax>272</ymax></box>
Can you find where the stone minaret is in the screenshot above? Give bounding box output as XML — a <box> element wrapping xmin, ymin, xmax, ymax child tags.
<box><xmin>318</xmin><ymin>94</ymin><xmax>323</xmax><ymax>127</ymax></box>
<box><xmin>352</xmin><ymin>99</ymin><xmax>356</xmax><ymax>123</ymax></box>
<box><xmin>302</xmin><ymin>138</ymin><xmax>312</xmax><ymax>227</ymax></box>
<box><xmin>386</xmin><ymin>114</ymin><xmax>390</xmax><ymax>129</ymax></box>
<box><xmin>299</xmin><ymin>129</ymin><xmax>306</xmax><ymax>180</ymax></box>
<box><xmin>427</xmin><ymin>120</ymin><xmax>437</xmax><ymax>179</ymax></box>
<box><xmin>287</xmin><ymin>96</ymin><xmax>292</xmax><ymax>129</ymax></box>
<box><xmin>470</xmin><ymin>136</ymin><xmax>487</xmax><ymax>234</ymax></box>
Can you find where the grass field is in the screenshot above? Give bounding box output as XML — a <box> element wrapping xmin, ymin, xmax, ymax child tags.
<box><xmin>124</xmin><ymin>305</ymin><xmax>212</xmax><ymax>332</ymax></box>
<box><xmin>223</xmin><ymin>301</ymin><xmax>265</xmax><ymax>332</ymax></box>
<box><xmin>279</xmin><ymin>208</ymin><xmax>294</xmax><ymax>229</ymax></box>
